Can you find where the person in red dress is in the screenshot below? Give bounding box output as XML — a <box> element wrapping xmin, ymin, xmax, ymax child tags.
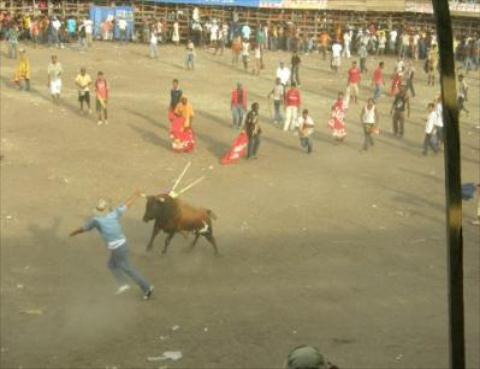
<box><xmin>170</xmin><ymin>96</ymin><xmax>195</xmax><ymax>153</ymax></box>
<box><xmin>328</xmin><ymin>92</ymin><xmax>348</xmax><ymax>143</ymax></box>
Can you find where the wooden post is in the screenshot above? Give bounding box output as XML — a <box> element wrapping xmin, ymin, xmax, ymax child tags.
<box><xmin>430</xmin><ymin>1</ymin><xmax>465</xmax><ymax>369</ymax></box>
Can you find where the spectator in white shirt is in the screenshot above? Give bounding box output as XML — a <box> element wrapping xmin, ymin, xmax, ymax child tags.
<box><xmin>118</xmin><ymin>17</ymin><xmax>128</xmax><ymax>44</ymax></box>
<box><xmin>149</xmin><ymin>29</ymin><xmax>158</xmax><ymax>59</ymax></box>
<box><xmin>331</xmin><ymin>40</ymin><xmax>343</xmax><ymax>73</ymax></box>
<box><xmin>434</xmin><ymin>96</ymin><xmax>444</xmax><ymax>145</ymax></box>
<box><xmin>423</xmin><ymin>102</ymin><xmax>439</xmax><ymax>155</ymax></box>
<box><xmin>389</xmin><ymin>29</ymin><xmax>398</xmax><ymax>54</ymax></box>
<box><xmin>276</xmin><ymin>62</ymin><xmax>291</xmax><ymax>86</ymax></box>
<box><xmin>83</xmin><ymin>18</ymin><xmax>93</xmax><ymax>47</ymax></box>
<box><xmin>342</xmin><ymin>31</ymin><xmax>351</xmax><ymax>58</ymax></box>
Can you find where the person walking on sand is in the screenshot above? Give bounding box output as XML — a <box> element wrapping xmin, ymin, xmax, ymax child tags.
<box><xmin>231</xmin><ymin>83</ymin><xmax>248</xmax><ymax>129</ymax></box>
<box><xmin>267</xmin><ymin>77</ymin><xmax>285</xmax><ymax>125</ymax></box>
<box><xmin>372</xmin><ymin>61</ymin><xmax>385</xmax><ymax>102</ymax></box>
<box><xmin>75</xmin><ymin>67</ymin><xmax>92</xmax><ymax>114</ymax></box>
<box><xmin>360</xmin><ymin>98</ymin><xmax>379</xmax><ymax>151</ymax></box>
<box><xmin>245</xmin><ymin>102</ymin><xmax>262</xmax><ymax>159</ymax></box>
<box><xmin>297</xmin><ymin>108</ymin><xmax>314</xmax><ymax>153</ymax></box>
<box><xmin>390</xmin><ymin>85</ymin><xmax>410</xmax><ymax>138</ymax></box>
<box><xmin>13</xmin><ymin>48</ymin><xmax>31</xmax><ymax>91</ymax></box>
<box><xmin>95</xmin><ymin>71</ymin><xmax>109</xmax><ymax>125</ymax></box>
<box><xmin>284</xmin><ymin>82</ymin><xmax>301</xmax><ymax>132</ymax></box>
<box><xmin>422</xmin><ymin>102</ymin><xmax>439</xmax><ymax>156</ymax></box>
<box><xmin>327</xmin><ymin>92</ymin><xmax>348</xmax><ymax>143</ymax></box>
<box><xmin>47</xmin><ymin>55</ymin><xmax>63</xmax><ymax>103</ymax></box>
<box><xmin>69</xmin><ymin>190</ymin><xmax>154</xmax><ymax>300</ymax></box>
<box><xmin>186</xmin><ymin>40</ymin><xmax>195</xmax><ymax>70</ymax></box>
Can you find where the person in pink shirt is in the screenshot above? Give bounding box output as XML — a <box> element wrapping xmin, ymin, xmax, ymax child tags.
<box><xmin>372</xmin><ymin>61</ymin><xmax>385</xmax><ymax>101</ymax></box>
<box><xmin>283</xmin><ymin>82</ymin><xmax>301</xmax><ymax>132</ymax></box>
<box><xmin>95</xmin><ymin>71</ymin><xmax>109</xmax><ymax>125</ymax></box>
<box><xmin>346</xmin><ymin>61</ymin><xmax>361</xmax><ymax>104</ymax></box>
<box><xmin>231</xmin><ymin>83</ymin><xmax>248</xmax><ymax>129</ymax></box>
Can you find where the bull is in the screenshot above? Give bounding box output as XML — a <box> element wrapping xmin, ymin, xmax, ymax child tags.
<box><xmin>142</xmin><ymin>194</ymin><xmax>219</xmax><ymax>255</ymax></box>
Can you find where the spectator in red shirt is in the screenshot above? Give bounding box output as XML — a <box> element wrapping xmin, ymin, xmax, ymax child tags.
<box><xmin>346</xmin><ymin>61</ymin><xmax>361</xmax><ymax>104</ymax></box>
<box><xmin>283</xmin><ymin>82</ymin><xmax>301</xmax><ymax>132</ymax></box>
<box><xmin>372</xmin><ymin>61</ymin><xmax>385</xmax><ymax>102</ymax></box>
<box><xmin>231</xmin><ymin>82</ymin><xmax>248</xmax><ymax>129</ymax></box>
<box><xmin>95</xmin><ymin>71</ymin><xmax>109</xmax><ymax>125</ymax></box>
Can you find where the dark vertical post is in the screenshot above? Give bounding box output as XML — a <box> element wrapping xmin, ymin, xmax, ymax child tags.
<box><xmin>430</xmin><ymin>1</ymin><xmax>465</xmax><ymax>369</ymax></box>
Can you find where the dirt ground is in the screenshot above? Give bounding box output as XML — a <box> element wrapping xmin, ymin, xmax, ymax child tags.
<box><xmin>0</xmin><ymin>40</ymin><xmax>479</xmax><ymax>369</ymax></box>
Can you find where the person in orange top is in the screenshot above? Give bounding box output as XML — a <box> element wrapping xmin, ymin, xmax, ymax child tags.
<box><xmin>318</xmin><ymin>31</ymin><xmax>331</xmax><ymax>60</ymax></box>
<box><xmin>95</xmin><ymin>71</ymin><xmax>109</xmax><ymax>125</ymax></box>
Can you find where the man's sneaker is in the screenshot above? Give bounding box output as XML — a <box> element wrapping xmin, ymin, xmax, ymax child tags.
<box><xmin>97</xmin><ymin>120</ymin><xmax>103</xmax><ymax>125</ymax></box>
<box><xmin>104</xmin><ymin>120</ymin><xmax>109</xmax><ymax>125</ymax></box>
<box><xmin>143</xmin><ymin>286</ymin><xmax>154</xmax><ymax>300</ymax></box>
<box><xmin>115</xmin><ymin>284</ymin><xmax>130</xmax><ymax>295</ymax></box>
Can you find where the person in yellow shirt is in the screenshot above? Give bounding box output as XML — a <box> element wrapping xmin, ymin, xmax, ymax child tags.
<box><xmin>75</xmin><ymin>67</ymin><xmax>93</xmax><ymax>114</ymax></box>
<box><xmin>13</xmin><ymin>49</ymin><xmax>31</xmax><ymax>91</ymax></box>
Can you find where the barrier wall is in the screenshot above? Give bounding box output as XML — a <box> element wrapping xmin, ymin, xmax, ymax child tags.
<box><xmin>89</xmin><ymin>6</ymin><xmax>135</xmax><ymax>39</ymax></box>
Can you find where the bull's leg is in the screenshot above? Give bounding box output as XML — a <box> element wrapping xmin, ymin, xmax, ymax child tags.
<box><xmin>203</xmin><ymin>223</ymin><xmax>219</xmax><ymax>255</ymax></box>
<box><xmin>146</xmin><ymin>221</ymin><xmax>161</xmax><ymax>252</ymax></box>
<box><xmin>189</xmin><ymin>232</ymin><xmax>201</xmax><ymax>251</ymax></box>
<box><xmin>162</xmin><ymin>232</ymin><xmax>176</xmax><ymax>255</ymax></box>
<box><xmin>204</xmin><ymin>233</ymin><xmax>219</xmax><ymax>255</ymax></box>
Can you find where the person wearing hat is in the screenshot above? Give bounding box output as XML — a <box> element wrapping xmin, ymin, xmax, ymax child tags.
<box><xmin>13</xmin><ymin>48</ymin><xmax>31</xmax><ymax>91</ymax></box>
<box><xmin>69</xmin><ymin>190</ymin><xmax>154</xmax><ymax>300</ymax></box>
<box><xmin>285</xmin><ymin>345</ymin><xmax>338</xmax><ymax>369</ymax></box>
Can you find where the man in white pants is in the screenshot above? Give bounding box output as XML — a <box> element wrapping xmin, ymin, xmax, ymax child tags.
<box><xmin>284</xmin><ymin>82</ymin><xmax>301</xmax><ymax>132</ymax></box>
<box><xmin>47</xmin><ymin>55</ymin><xmax>63</xmax><ymax>103</ymax></box>
<box><xmin>342</xmin><ymin>30</ymin><xmax>351</xmax><ymax>58</ymax></box>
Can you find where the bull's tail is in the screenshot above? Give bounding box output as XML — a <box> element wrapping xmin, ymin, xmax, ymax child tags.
<box><xmin>207</xmin><ymin>209</ymin><xmax>217</xmax><ymax>221</ymax></box>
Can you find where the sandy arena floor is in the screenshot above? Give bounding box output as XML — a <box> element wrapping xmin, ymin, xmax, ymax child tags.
<box><xmin>0</xmin><ymin>41</ymin><xmax>479</xmax><ymax>369</ymax></box>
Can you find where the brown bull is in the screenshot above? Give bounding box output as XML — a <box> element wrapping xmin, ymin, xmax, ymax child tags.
<box><xmin>142</xmin><ymin>193</ymin><xmax>218</xmax><ymax>255</ymax></box>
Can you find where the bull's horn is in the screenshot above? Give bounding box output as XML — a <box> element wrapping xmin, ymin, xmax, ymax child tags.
<box><xmin>174</xmin><ymin>176</ymin><xmax>206</xmax><ymax>197</ymax></box>
<box><xmin>169</xmin><ymin>161</ymin><xmax>191</xmax><ymax>196</ymax></box>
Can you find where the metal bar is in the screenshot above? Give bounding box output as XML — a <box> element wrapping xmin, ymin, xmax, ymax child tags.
<box><xmin>430</xmin><ymin>1</ymin><xmax>465</xmax><ymax>368</ymax></box>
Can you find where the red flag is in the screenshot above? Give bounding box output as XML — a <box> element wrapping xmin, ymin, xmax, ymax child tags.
<box><xmin>221</xmin><ymin>132</ymin><xmax>249</xmax><ymax>165</ymax></box>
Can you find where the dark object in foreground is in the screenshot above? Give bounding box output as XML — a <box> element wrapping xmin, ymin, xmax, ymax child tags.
<box><xmin>143</xmin><ymin>194</ymin><xmax>218</xmax><ymax>255</ymax></box>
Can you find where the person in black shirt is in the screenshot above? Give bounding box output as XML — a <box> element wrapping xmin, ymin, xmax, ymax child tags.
<box><xmin>245</xmin><ymin>102</ymin><xmax>261</xmax><ymax>159</ymax></box>
<box><xmin>390</xmin><ymin>86</ymin><xmax>410</xmax><ymax>138</ymax></box>
<box><xmin>170</xmin><ymin>78</ymin><xmax>182</xmax><ymax>111</ymax></box>
<box><xmin>291</xmin><ymin>51</ymin><xmax>301</xmax><ymax>86</ymax></box>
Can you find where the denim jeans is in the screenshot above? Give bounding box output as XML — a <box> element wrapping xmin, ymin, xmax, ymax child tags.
<box><xmin>247</xmin><ymin>135</ymin><xmax>260</xmax><ymax>158</ymax></box>
<box><xmin>406</xmin><ymin>79</ymin><xmax>415</xmax><ymax>97</ymax></box>
<box><xmin>108</xmin><ymin>243</ymin><xmax>150</xmax><ymax>292</ymax></box>
<box><xmin>373</xmin><ymin>84</ymin><xmax>382</xmax><ymax>101</ymax></box>
<box><xmin>363</xmin><ymin>124</ymin><xmax>374</xmax><ymax>150</ymax></box>
<box><xmin>149</xmin><ymin>43</ymin><xmax>158</xmax><ymax>58</ymax></box>
<box><xmin>8</xmin><ymin>42</ymin><xmax>17</xmax><ymax>59</ymax></box>
<box><xmin>186</xmin><ymin>54</ymin><xmax>195</xmax><ymax>69</ymax></box>
<box><xmin>423</xmin><ymin>133</ymin><xmax>438</xmax><ymax>154</ymax></box>
<box><xmin>273</xmin><ymin>100</ymin><xmax>284</xmax><ymax>124</ymax></box>
<box><xmin>300</xmin><ymin>136</ymin><xmax>312</xmax><ymax>153</ymax></box>
<box><xmin>291</xmin><ymin>65</ymin><xmax>300</xmax><ymax>85</ymax></box>
<box><xmin>232</xmin><ymin>106</ymin><xmax>245</xmax><ymax>128</ymax></box>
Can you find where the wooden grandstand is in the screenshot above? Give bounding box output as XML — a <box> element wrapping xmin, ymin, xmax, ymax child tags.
<box><xmin>1</xmin><ymin>0</ymin><xmax>479</xmax><ymax>40</ymax></box>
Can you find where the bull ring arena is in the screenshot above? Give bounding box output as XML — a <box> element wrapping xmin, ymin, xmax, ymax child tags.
<box><xmin>0</xmin><ymin>0</ymin><xmax>479</xmax><ymax>368</ymax></box>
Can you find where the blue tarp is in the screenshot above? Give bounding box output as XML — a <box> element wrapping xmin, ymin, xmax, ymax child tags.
<box><xmin>89</xmin><ymin>6</ymin><xmax>135</xmax><ymax>40</ymax></box>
